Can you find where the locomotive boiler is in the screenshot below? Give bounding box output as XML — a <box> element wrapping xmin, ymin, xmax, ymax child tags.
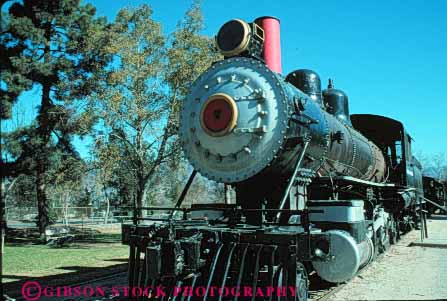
<box><xmin>181</xmin><ymin>21</ymin><xmax>386</xmax><ymax>186</ymax></box>
<box><xmin>122</xmin><ymin>17</ymin><xmax>426</xmax><ymax>300</ymax></box>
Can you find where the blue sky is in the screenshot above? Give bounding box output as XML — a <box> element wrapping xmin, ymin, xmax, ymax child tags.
<box><xmin>5</xmin><ymin>0</ymin><xmax>447</xmax><ymax>158</ymax></box>
<box><xmin>90</xmin><ymin>0</ymin><xmax>447</xmax><ymax>156</ymax></box>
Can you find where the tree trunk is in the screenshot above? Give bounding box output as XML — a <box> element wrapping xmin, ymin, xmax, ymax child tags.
<box><xmin>1</xmin><ymin>183</ymin><xmax>5</xmax><ymax>255</ymax></box>
<box><xmin>136</xmin><ymin>177</ymin><xmax>149</xmax><ymax>217</ymax></box>
<box><xmin>36</xmin><ymin>169</ymin><xmax>49</xmax><ymax>239</ymax></box>
<box><xmin>136</xmin><ymin>188</ymin><xmax>143</xmax><ymax>218</ymax></box>
<box><xmin>35</xmin><ymin>83</ymin><xmax>52</xmax><ymax>239</ymax></box>
<box><xmin>64</xmin><ymin>193</ymin><xmax>70</xmax><ymax>226</ymax></box>
<box><xmin>1</xmin><ymin>228</ymin><xmax>4</xmax><ymax>254</ymax></box>
<box><xmin>1</xmin><ymin>177</ymin><xmax>19</xmax><ymax>252</ymax></box>
<box><xmin>141</xmin><ymin>187</ymin><xmax>148</xmax><ymax>216</ymax></box>
<box><xmin>104</xmin><ymin>197</ymin><xmax>110</xmax><ymax>224</ymax></box>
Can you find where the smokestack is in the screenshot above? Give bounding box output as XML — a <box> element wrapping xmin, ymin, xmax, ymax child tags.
<box><xmin>255</xmin><ymin>16</ymin><xmax>282</xmax><ymax>74</ymax></box>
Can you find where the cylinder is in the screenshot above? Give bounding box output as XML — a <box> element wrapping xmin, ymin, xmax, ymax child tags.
<box><xmin>255</xmin><ymin>16</ymin><xmax>282</xmax><ymax>73</ymax></box>
<box><xmin>358</xmin><ymin>236</ymin><xmax>374</xmax><ymax>269</ymax></box>
<box><xmin>312</xmin><ymin>230</ymin><xmax>374</xmax><ymax>283</ymax></box>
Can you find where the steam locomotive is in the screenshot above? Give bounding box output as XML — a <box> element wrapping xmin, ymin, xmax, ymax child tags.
<box><xmin>122</xmin><ymin>17</ymin><xmax>427</xmax><ymax>300</ymax></box>
<box><xmin>423</xmin><ymin>175</ymin><xmax>446</xmax><ymax>215</ymax></box>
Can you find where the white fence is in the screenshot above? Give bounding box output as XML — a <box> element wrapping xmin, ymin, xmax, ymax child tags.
<box><xmin>5</xmin><ymin>206</ymin><xmax>132</xmax><ymax>225</ymax></box>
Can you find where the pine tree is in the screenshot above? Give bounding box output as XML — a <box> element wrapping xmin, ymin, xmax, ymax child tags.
<box><xmin>1</xmin><ymin>0</ymin><xmax>110</xmax><ymax>237</ymax></box>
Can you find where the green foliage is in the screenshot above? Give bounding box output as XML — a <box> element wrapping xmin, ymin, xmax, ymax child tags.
<box><xmin>91</xmin><ymin>2</ymin><xmax>220</xmax><ymax>209</ymax></box>
<box><xmin>45</xmin><ymin>207</ymin><xmax>58</xmax><ymax>225</ymax></box>
<box><xmin>1</xmin><ymin>0</ymin><xmax>111</xmax><ymax>175</ymax></box>
<box><xmin>166</xmin><ymin>0</ymin><xmax>220</xmax><ymax>98</ymax></box>
<box><xmin>1</xmin><ymin>0</ymin><xmax>110</xmax><ymax>120</ymax></box>
<box><xmin>5</xmin><ymin>175</ymin><xmax>36</xmax><ymax>208</ymax></box>
<box><xmin>77</xmin><ymin>188</ymin><xmax>93</xmax><ymax>207</ymax></box>
<box><xmin>1</xmin><ymin>0</ymin><xmax>111</xmax><ymax>234</ymax></box>
<box><xmin>92</xmin><ymin>137</ymin><xmax>138</xmax><ymax>207</ymax></box>
<box><xmin>2</xmin><ymin>0</ymin><xmax>224</xmax><ymax>225</ymax></box>
<box><xmin>5</xmin><ymin>147</ymin><xmax>88</xmax><ymax>210</ymax></box>
<box><xmin>147</xmin><ymin>160</ymin><xmax>225</xmax><ymax>206</ymax></box>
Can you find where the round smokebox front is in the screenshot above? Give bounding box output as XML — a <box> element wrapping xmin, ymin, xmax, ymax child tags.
<box><xmin>180</xmin><ymin>58</ymin><xmax>289</xmax><ymax>183</ymax></box>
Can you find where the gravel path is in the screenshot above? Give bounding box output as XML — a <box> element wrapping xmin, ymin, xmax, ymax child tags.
<box><xmin>330</xmin><ymin>215</ymin><xmax>447</xmax><ymax>300</ymax></box>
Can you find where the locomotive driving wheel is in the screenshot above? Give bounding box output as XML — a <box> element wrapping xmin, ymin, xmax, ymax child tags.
<box><xmin>274</xmin><ymin>262</ymin><xmax>308</xmax><ymax>301</ymax></box>
<box><xmin>378</xmin><ymin>218</ymin><xmax>392</xmax><ymax>253</ymax></box>
<box><xmin>294</xmin><ymin>263</ymin><xmax>308</xmax><ymax>301</ymax></box>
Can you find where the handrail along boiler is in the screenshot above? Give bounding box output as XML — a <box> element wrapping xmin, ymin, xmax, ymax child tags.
<box><xmin>122</xmin><ymin>17</ymin><xmax>426</xmax><ymax>300</ymax></box>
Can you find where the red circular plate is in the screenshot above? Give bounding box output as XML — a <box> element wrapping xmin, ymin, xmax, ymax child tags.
<box><xmin>202</xmin><ymin>98</ymin><xmax>234</xmax><ymax>133</ymax></box>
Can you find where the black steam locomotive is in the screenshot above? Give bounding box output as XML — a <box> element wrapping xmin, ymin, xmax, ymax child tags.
<box><xmin>423</xmin><ymin>175</ymin><xmax>446</xmax><ymax>215</ymax></box>
<box><xmin>122</xmin><ymin>17</ymin><xmax>427</xmax><ymax>300</ymax></box>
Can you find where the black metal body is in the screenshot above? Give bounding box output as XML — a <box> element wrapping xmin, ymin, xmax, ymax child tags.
<box><xmin>231</xmin><ymin>68</ymin><xmax>386</xmax><ymax>225</ymax></box>
<box><xmin>122</xmin><ymin>206</ymin><xmax>325</xmax><ymax>300</ymax></box>
<box><xmin>351</xmin><ymin>114</ymin><xmax>424</xmax><ymax>207</ymax></box>
<box><xmin>423</xmin><ymin>176</ymin><xmax>447</xmax><ymax>214</ymax></box>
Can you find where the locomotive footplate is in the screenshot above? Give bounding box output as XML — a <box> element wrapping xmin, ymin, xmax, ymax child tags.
<box><xmin>122</xmin><ymin>221</ymin><xmax>330</xmax><ymax>300</ymax></box>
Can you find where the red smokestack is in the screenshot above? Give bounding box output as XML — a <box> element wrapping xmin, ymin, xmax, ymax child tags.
<box><xmin>255</xmin><ymin>16</ymin><xmax>282</xmax><ymax>74</ymax></box>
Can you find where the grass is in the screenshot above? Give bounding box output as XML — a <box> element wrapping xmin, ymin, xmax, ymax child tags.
<box><xmin>3</xmin><ymin>242</ymin><xmax>129</xmax><ymax>282</ymax></box>
<box><xmin>2</xmin><ymin>228</ymin><xmax>130</xmax><ymax>297</ymax></box>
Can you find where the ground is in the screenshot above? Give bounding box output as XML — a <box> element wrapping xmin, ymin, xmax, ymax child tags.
<box><xmin>3</xmin><ymin>217</ymin><xmax>446</xmax><ymax>300</ymax></box>
<box><xmin>3</xmin><ymin>225</ymin><xmax>128</xmax><ymax>298</ymax></box>
<box><xmin>329</xmin><ymin>215</ymin><xmax>447</xmax><ymax>300</ymax></box>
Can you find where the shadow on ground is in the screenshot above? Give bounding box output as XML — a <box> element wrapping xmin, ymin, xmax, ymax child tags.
<box><xmin>103</xmin><ymin>258</ymin><xmax>128</xmax><ymax>262</ymax></box>
<box><xmin>4</xmin><ymin>263</ymin><xmax>128</xmax><ymax>298</ymax></box>
<box><xmin>6</xmin><ymin>227</ymin><xmax>121</xmax><ymax>244</ymax></box>
<box><xmin>428</xmin><ymin>214</ymin><xmax>447</xmax><ymax>220</ymax></box>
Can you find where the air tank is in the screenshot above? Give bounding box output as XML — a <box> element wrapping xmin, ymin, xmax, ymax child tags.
<box><xmin>322</xmin><ymin>79</ymin><xmax>352</xmax><ymax>126</ymax></box>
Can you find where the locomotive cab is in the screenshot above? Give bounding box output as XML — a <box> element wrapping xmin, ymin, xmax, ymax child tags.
<box><xmin>351</xmin><ymin>114</ymin><xmax>417</xmax><ymax>187</ymax></box>
<box><xmin>351</xmin><ymin>114</ymin><xmax>424</xmax><ymax>209</ymax></box>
